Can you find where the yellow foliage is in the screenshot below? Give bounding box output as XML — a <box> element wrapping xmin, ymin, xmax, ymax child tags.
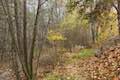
<box><xmin>96</xmin><ymin>9</ymin><xmax>117</xmax><ymax>32</ymax></box>
<box><xmin>47</xmin><ymin>30</ymin><xmax>66</xmax><ymax>41</ymax></box>
<box><xmin>97</xmin><ymin>11</ymin><xmax>118</xmax><ymax>45</ymax></box>
<box><xmin>60</xmin><ymin>9</ymin><xmax>89</xmax><ymax>30</ymax></box>
<box><xmin>60</xmin><ymin>9</ymin><xmax>80</xmax><ymax>29</ymax></box>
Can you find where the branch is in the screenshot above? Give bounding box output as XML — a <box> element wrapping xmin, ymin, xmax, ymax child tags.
<box><xmin>35</xmin><ymin>5</ymin><xmax>51</xmax><ymax>78</ymax></box>
<box><xmin>0</xmin><ymin>0</ymin><xmax>27</xmax><ymax>78</ymax></box>
<box><xmin>40</xmin><ymin>0</ymin><xmax>48</xmax><ymax>6</ymax></box>
<box><xmin>112</xmin><ymin>3</ymin><xmax>119</xmax><ymax>12</ymax></box>
<box><xmin>29</xmin><ymin>0</ymin><xmax>47</xmax><ymax>78</ymax></box>
<box><xmin>14</xmin><ymin>0</ymin><xmax>22</xmax><ymax>54</ymax></box>
<box><xmin>2</xmin><ymin>0</ymin><xmax>18</xmax><ymax>50</ymax></box>
<box><xmin>22</xmin><ymin>0</ymin><xmax>31</xmax><ymax>78</ymax></box>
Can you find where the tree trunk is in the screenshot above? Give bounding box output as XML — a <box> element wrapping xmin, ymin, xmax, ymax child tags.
<box><xmin>117</xmin><ymin>0</ymin><xmax>120</xmax><ymax>36</ymax></box>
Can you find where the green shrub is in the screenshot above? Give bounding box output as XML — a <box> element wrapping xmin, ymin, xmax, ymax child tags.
<box><xmin>44</xmin><ymin>73</ymin><xmax>61</xmax><ymax>80</ymax></box>
<box><xmin>44</xmin><ymin>73</ymin><xmax>79</xmax><ymax>80</ymax></box>
<box><xmin>72</xmin><ymin>49</ymin><xmax>95</xmax><ymax>59</ymax></box>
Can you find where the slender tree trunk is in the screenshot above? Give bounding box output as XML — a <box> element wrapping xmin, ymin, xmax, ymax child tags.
<box><xmin>23</xmin><ymin>1</ymin><xmax>30</xmax><ymax>79</ymax></box>
<box><xmin>117</xmin><ymin>0</ymin><xmax>120</xmax><ymax>36</ymax></box>
<box><xmin>90</xmin><ymin>22</ymin><xmax>96</xmax><ymax>44</ymax></box>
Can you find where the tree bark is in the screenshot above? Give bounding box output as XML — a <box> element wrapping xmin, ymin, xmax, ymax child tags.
<box><xmin>117</xmin><ymin>0</ymin><xmax>120</xmax><ymax>36</ymax></box>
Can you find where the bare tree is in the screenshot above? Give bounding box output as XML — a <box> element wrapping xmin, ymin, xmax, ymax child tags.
<box><xmin>0</xmin><ymin>0</ymin><xmax>48</xmax><ymax>80</ymax></box>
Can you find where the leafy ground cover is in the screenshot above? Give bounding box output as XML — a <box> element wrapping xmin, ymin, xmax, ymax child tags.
<box><xmin>43</xmin><ymin>45</ymin><xmax>120</xmax><ymax>80</ymax></box>
<box><xmin>0</xmin><ymin>45</ymin><xmax>120</xmax><ymax>80</ymax></box>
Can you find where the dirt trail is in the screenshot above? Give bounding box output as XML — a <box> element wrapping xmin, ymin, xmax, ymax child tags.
<box><xmin>51</xmin><ymin>52</ymin><xmax>96</xmax><ymax>80</ymax></box>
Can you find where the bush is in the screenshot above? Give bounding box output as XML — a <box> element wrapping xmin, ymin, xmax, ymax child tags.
<box><xmin>72</xmin><ymin>49</ymin><xmax>95</xmax><ymax>59</ymax></box>
<box><xmin>44</xmin><ymin>73</ymin><xmax>61</xmax><ymax>80</ymax></box>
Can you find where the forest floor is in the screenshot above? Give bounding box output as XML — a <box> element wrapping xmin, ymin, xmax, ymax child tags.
<box><xmin>43</xmin><ymin>45</ymin><xmax>120</xmax><ymax>80</ymax></box>
<box><xmin>0</xmin><ymin>45</ymin><xmax>120</xmax><ymax>80</ymax></box>
<box><xmin>42</xmin><ymin>50</ymin><xmax>96</xmax><ymax>80</ymax></box>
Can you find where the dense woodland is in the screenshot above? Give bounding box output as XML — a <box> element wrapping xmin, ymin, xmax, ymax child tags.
<box><xmin>0</xmin><ymin>0</ymin><xmax>120</xmax><ymax>80</ymax></box>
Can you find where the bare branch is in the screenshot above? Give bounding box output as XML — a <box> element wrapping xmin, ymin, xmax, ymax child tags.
<box><xmin>29</xmin><ymin>0</ymin><xmax>48</xmax><ymax>78</ymax></box>
<box><xmin>112</xmin><ymin>3</ymin><xmax>119</xmax><ymax>12</ymax></box>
